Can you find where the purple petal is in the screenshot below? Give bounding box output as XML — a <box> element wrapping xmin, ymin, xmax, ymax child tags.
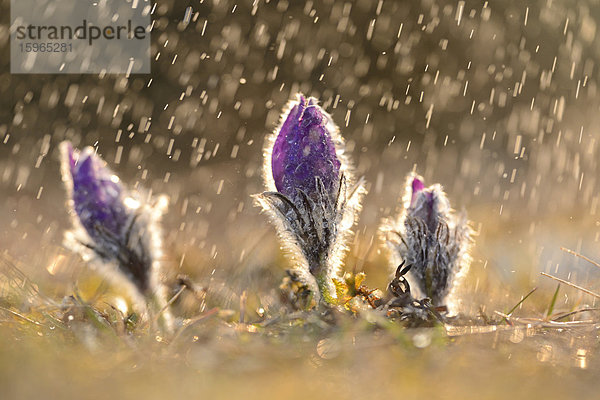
<box><xmin>410</xmin><ymin>177</ymin><xmax>425</xmax><ymax>207</ymax></box>
<box><xmin>271</xmin><ymin>95</ymin><xmax>341</xmax><ymax>200</ymax></box>
<box><xmin>408</xmin><ymin>177</ymin><xmax>438</xmax><ymax>232</ymax></box>
<box><xmin>64</xmin><ymin>144</ymin><xmax>128</xmax><ymax>241</ymax></box>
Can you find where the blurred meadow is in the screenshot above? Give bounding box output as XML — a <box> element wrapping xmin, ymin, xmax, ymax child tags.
<box><xmin>1</xmin><ymin>0</ymin><xmax>600</xmax><ymax>398</ymax></box>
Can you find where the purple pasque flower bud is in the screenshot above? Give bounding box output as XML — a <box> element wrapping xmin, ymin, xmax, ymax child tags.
<box><xmin>63</xmin><ymin>142</ymin><xmax>129</xmax><ymax>245</ymax></box>
<box><xmin>381</xmin><ymin>173</ymin><xmax>471</xmax><ymax>313</ymax></box>
<box><xmin>256</xmin><ymin>94</ymin><xmax>365</xmax><ymax>305</ymax></box>
<box><xmin>271</xmin><ymin>95</ymin><xmax>341</xmax><ymax>202</ymax></box>
<box><xmin>410</xmin><ymin>177</ymin><xmax>426</xmax><ymax>207</ymax></box>
<box><xmin>60</xmin><ymin>141</ymin><xmax>172</xmax><ymax>330</ymax></box>
<box><xmin>409</xmin><ymin>176</ymin><xmax>440</xmax><ymax>233</ymax></box>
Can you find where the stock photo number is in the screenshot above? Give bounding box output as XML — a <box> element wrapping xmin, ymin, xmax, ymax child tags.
<box><xmin>18</xmin><ymin>42</ymin><xmax>73</xmax><ymax>53</ymax></box>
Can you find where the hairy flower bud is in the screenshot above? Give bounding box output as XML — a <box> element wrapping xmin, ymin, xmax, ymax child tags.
<box><xmin>271</xmin><ymin>96</ymin><xmax>341</xmax><ymax>201</ymax></box>
<box><xmin>63</xmin><ymin>142</ymin><xmax>129</xmax><ymax>251</ymax></box>
<box><xmin>381</xmin><ymin>174</ymin><xmax>471</xmax><ymax>313</ymax></box>
<box><xmin>255</xmin><ymin>94</ymin><xmax>365</xmax><ymax>305</ymax></box>
<box><xmin>60</xmin><ymin>142</ymin><xmax>172</xmax><ymax>331</ymax></box>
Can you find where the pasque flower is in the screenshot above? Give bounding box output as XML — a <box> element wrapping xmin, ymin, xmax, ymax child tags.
<box><xmin>60</xmin><ymin>141</ymin><xmax>172</xmax><ymax>331</ymax></box>
<box><xmin>255</xmin><ymin>94</ymin><xmax>364</xmax><ymax>304</ymax></box>
<box><xmin>270</xmin><ymin>96</ymin><xmax>341</xmax><ymax>202</ymax></box>
<box><xmin>381</xmin><ymin>174</ymin><xmax>471</xmax><ymax>312</ymax></box>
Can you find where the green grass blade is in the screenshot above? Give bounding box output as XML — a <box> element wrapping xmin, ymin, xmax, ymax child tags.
<box><xmin>545</xmin><ymin>283</ymin><xmax>560</xmax><ymax>318</ymax></box>
<box><xmin>502</xmin><ymin>287</ymin><xmax>537</xmax><ymax>324</ymax></box>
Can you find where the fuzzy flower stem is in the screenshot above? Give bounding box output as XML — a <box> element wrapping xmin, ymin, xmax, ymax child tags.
<box><xmin>315</xmin><ymin>273</ymin><xmax>336</xmax><ymax>305</ymax></box>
